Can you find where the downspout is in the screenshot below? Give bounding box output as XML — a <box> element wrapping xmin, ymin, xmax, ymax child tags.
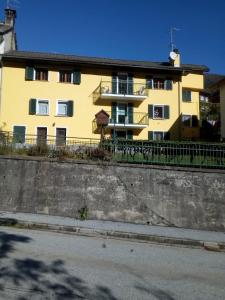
<box><xmin>0</xmin><ymin>60</ymin><xmax>3</xmax><ymax>121</ymax></box>
<box><xmin>178</xmin><ymin>80</ymin><xmax>181</xmax><ymax>140</ymax></box>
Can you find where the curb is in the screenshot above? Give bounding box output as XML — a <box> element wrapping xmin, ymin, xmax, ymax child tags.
<box><xmin>1</xmin><ymin>218</ymin><xmax>225</xmax><ymax>251</ymax></box>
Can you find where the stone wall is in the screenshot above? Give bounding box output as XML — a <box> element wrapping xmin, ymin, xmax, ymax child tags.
<box><xmin>0</xmin><ymin>156</ymin><xmax>225</xmax><ymax>231</ymax></box>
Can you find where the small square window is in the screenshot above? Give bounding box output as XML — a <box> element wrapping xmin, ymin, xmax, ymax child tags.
<box><xmin>37</xmin><ymin>100</ymin><xmax>49</xmax><ymax>115</ymax></box>
<box><xmin>59</xmin><ymin>71</ymin><xmax>72</xmax><ymax>83</ymax></box>
<box><xmin>57</xmin><ymin>101</ymin><xmax>68</xmax><ymax>116</ymax></box>
<box><xmin>35</xmin><ymin>68</ymin><xmax>48</xmax><ymax>81</ymax></box>
<box><xmin>153</xmin><ymin>131</ymin><xmax>164</xmax><ymax>141</ymax></box>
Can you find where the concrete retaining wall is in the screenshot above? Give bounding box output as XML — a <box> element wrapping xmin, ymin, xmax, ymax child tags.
<box><xmin>0</xmin><ymin>156</ymin><xmax>225</xmax><ymax>231</ymax></box>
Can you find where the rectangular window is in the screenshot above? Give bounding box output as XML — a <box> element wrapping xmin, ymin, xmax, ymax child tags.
<box><xmin>182</xmin><ymin>115</ymin><xmax>191</xmax><ymax>127</ymax></box>
<box><xmin>57</xmin><ymin>101</ymin><xmax>73</xmax><ymax>117</ymax></box>
<box><xmin>112</xmin><ymin>74</ymin><xmax>133</xmax><ymax>95</ymax></box>
<box><xmin>182</xmin><ymin>115</ymin><xmax>198</xmax><ymax>127</ymax></box>
<box><xmin>13</xmin><ymin>126</ymin><xmax>26</xmax><ymax>143</ymax></box>
<box><xmin>146</xmin><ymin>78</ymin><xmax>172</xmax><ymax>90</ymax></box>
<box><xmin>153</xmin><ymin>105</ymin><xmax>163</xmax><ymax>119</ymax></box>
<box><xmin>59</xmin><ymin>71</ymin><xmax>72</xmax><ymax>83</ymax></box>
<box><xmin>35</xmin><ymin>68</ymin><xmax>48</xmax><ymax>81</ymax></box>
<box><xmin>37</xmin><ymin>100</ymin><xmax>49</xmax><ymax>115</ymax></box>
<box><xmin>148</xmin><ymin>105</ymin><xmax>170</xmax><ymax>119</ymax></box>
<box><xmin>57</xmin><ymin>101</ymin><xmax>68</xmax><ymax>116</ymax></box>
<box><xmin>148</xmin><ymin>131</ymin><xmax>170</xmax><ymax>140</ymax></box>
<box><xmin>153</xmin><ymin>131</ymin><xmax>164</xmax><ymax>141</ymax></box>
<box><xmin>56</xmin><ymin>128</ymin><xmax>66</xmax><ymax>146</ymax></box>
<box><xmin>182</xmin><ymin>89</ymin><xmax>192</xmax><ymax>102</ymax></box>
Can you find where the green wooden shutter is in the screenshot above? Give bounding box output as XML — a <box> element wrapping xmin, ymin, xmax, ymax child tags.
<box><xmin>148</xmin><ymin>105</ymin><xmax>153</xmax><ymax>118</ymax></box>
<box><xmin>128</xmin><ymin>73</ymin><xmax>133</xmax><ymax>95</ymax></box>
<box><xmin>25</xmin><ymin>67</ymin><xmax>34</xmax><ymax>80</ymax></box>
<box><xmin>29</xmin><ymin>99</ymin><xmax>36</xmax><ymax>115</ymax></box>
<box><xmin>127</xmin><ymin>103</ymin><xmax>133</xmax><ymax>124</ymax></box>
<box><xmin>127</xmin><ymin>130</ymin><xmax>133</xmax><ymax>140</ymax></box>
<box><xmin>67</xmin><ymin>101</ymin><xmax>74</xmax><ymax>117</ymax></box>
<box><xmin>13</xmin><ymin>126</ymin><xmax>26</xmax><ymax>143</ymax></box>
<box><xmin>148</xmin><ymin>131</ymin><xmax>153</xmax><ymax>140</ymax></box>
<box><xmin>164</xmin><ymin>105</ymin><xmax>170</xmax><ymax>119</ymax></box>
<box><xmin>111</xmin><ymin>102</ymin><xmax>117</xmax><ymax>123</ymax></box>
<box><xmin>112</xmin><ymin>73</ymin><xmax>117</xmax><ymax>94</ymax></box>
<box><xmin>165</xmin><ymin>79</ymin><xmax>172</xmax><ymax>90</ymax></box>
<box><xmin>73</xmin><ymin>70</ymin><xmax>81</xmax><ymax>84</ymax></box>
<box><xmin>164</xmin><ymin>131</ymin><xmax>170</xmax><ymax>140</ymax></box>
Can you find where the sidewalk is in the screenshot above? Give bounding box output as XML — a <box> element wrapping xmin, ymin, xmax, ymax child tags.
<box><xmin>1</xmin><ymin>211</ymin><xmax>225</xmax><ymax>250</ymax></box>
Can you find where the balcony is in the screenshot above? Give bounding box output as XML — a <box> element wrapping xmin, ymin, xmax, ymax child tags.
<box><xmin>93</xmin><ymin>80</ymin><xmax>148</xmax><ymax>103</ymax></box>
<box><xmin>93</xmin><ymin>111</ymin><xmax>148</xmax><ymax>133</ymax></box>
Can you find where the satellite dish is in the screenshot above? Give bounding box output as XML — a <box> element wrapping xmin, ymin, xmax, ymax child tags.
<box><xmin>169</xmin><ymin>51</ymin><xmax>177</xmax><ymax>60</ymax></box>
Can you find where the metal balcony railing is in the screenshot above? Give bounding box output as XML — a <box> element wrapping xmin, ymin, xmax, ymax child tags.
<box><xmin>106</xmin><ymin>111</ymin><xmax>148</xmax><ymax>125</ymax></box>
<box><xmin>92</xmin><ymin>111</ymin><xmax>148</xmax><ymax>132</ymax></box>
<box><xmin>100</xmin><ymin>80</ymin><xmax>147</xmax><ymax>96</ymax></box>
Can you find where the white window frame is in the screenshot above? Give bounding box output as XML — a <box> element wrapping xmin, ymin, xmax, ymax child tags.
<box><xmin>153</xmin><ymin>104</ymin><xmax>165</xmax><ymax>119</ymax></box>
<box><xmin>58</xmin><ymin>70</ymin><xmax>73</xmax><ymax>83</ymax></box>
<box><xmin>34</xmin><ymin>68</ymin><xmax>49</xmax><ymax>81</ymax></box>
<box><xmin>56</xmin><ymin>100</ymin><xmax>70</xmax><ymax>116</ymax></box>
<box><xmin>153</xmin><ymin>131</ymin><xmax>166</xmax><ymax>141</ymax></box>
<box><xmin>182</xmin><ymin>114</ymin><xmax>198</xmax><ymax>128</ymax></box>
<box><xmin>36</xmin><ymin>99</ymin><xmax>49</xmax><ymax>115</ymax></box>
<box><xmin>116</xmin><ymin>73</ymin><xmax>128</xmax><ymax>94</ymax></box>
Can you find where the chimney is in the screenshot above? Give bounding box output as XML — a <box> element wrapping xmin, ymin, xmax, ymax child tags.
<box><xmin>173</xmin><ymin>49</ymin><xmax>180</xmax><ymax>67</ymax></box>
<box><xmin>169</xmin><ymin>48</ymin><xmax>181</xmax><ymax>68</ymax></box>
<box><xmin>5</xmin><ymin>8</ymin><xmax>17</xmax><ymax>27</ymax></box>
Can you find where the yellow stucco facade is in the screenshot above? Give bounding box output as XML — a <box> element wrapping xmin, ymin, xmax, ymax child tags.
<box><xmin>0</xmin><ymin>55</ymin><xmax>205</xmax><ymax>142</ymax></box>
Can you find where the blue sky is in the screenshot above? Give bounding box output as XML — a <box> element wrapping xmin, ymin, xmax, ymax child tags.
<box><xmin>0</xmin><ymin>0</ymin><xmax>225</xmax><ymax>74</ymax></box>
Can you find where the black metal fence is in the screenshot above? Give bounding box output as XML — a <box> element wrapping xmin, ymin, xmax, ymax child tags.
<box><xmin>101</xmin><ymin>139</ymin><xmax>225</xmax><ymax>169</ymax></box>
<box><xmin>0</xmin><ymin>131</ymin><xmax>225</xmax><ymax>169</ymax></box>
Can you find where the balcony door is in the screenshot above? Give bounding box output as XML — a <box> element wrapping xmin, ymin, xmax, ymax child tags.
<box><xmin>112</xmin><ymin>74</ymin><xmax>133</xmax><ymax>95</ymax></box>
<box><xmin>117</xmin><ymin>103</ymin><xmax>127</xmax><ymax>123</ymax></box>
<box><xmin>112</xmin><ymin>103</ymin><xmax>133</xmax><ymax>124</ymax></box>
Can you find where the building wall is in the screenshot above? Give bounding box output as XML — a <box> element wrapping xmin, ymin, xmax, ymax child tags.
<box><xmin>0</xmin><ymin>62</ymin><xmax>203</xmax><ymax>140</ymax></box>
<box><xmin>0</xmin><ymin>156</ymin><xmax>224</xmax><ymax>231</ymax></box>
<box><xmin>220</xmin><ymin>83</ymin><xmax>225</xmax><ymax>139</ymax></box>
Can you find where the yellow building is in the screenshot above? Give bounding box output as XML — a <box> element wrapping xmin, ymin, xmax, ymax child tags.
<box><xmin>0</xmin><ymin>49</ymin><xmax>208</xmax><ymax>144</ymax></box>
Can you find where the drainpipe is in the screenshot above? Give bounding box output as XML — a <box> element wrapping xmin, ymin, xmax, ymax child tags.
<box><xmin>178</xmin><ymin>80</ymin><xmax>181</xmax><ymax>140</ymax></box>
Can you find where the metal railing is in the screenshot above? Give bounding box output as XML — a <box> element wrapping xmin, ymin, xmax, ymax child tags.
<box><xmin>100</xmin><ymin>80</ymin><xmax>148</xmax><ymax>97</ymax></box>
<box><xmin>101</xmin><ymin>139</ymin><xmax>225</xmax><ymax>169</ymax></box>
<box><xmin>92</xmin><ymin>111</ymin><xmax>148</xmax><ymax>132</ymax></box>
<box><xmin>1</xmin><ymin>131</ymin><xmax>225</xmax><ymax>169</ymax></box>
<box><xmin>107</xmin><ymin>111</ymin><xmax>148</xmax><ymax>125</ymax></box>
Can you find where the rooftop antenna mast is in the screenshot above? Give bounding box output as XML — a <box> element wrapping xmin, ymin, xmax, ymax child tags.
<box><xmin>170</xmin><ymin>27</ymin><xmax>180</xmax><ymax>51</ymax></box>
<box><xmin>6</xmin><ymin>0</ymin><xmax>20</xmax><ymax>9</ymax></box>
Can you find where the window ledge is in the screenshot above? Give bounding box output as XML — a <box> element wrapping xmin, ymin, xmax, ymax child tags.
<box><xmin>55</xmin><ymin>115</ymin><xmax>68</xmax><ymax>117</ymax></box>
<box><xmin>35</xmin><ymin>114</ymin><xmax>49</xmax><ymax>116</ymax></box>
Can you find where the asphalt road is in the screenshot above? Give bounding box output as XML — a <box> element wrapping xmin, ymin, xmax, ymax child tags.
<box><xmin>0</xmin><ymin>227</ymin><xmax>225</xmax><ymax>300</ymax></box>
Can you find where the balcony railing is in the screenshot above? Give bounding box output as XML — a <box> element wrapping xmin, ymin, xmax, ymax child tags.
<box><xmin>93</xmin><ymin>81</ymin><xmax>148</xmax><ymax>103</ymax></box>
<box><xmin>93</xmin><ymin>111</ymin><xmax>148</xmax><ymax>132</ymax></box>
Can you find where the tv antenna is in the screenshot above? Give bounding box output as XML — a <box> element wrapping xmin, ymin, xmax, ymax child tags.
<box><xmin>170</xmin><ymin>27</ymin><xmax>180</xmax><ymax>51</ymax></box>
<box><xmin>6</xmin><ymin>0</ymin><xmax>20</xmax><ymax>9</ymax></box>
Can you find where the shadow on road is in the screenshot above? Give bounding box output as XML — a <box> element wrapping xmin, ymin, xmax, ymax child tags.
<box><xmin>0</xmin><ymin>230</ymin><xmax>118</xmax><ymax>300</ymax></box>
